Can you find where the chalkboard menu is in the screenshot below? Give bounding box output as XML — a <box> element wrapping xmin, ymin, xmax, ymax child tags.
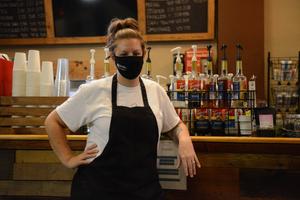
<box><xmin>145</xmin><ymin>0</ymin><xmax>208</xmax><ymax>34</ymax></box>
<box><xmin>52</xmin><ymin>0</ymin><xmax>137</xmax><ymax>37</ymax></box>
<box><xmin>0</xmin><ymin>0</ymin><xmax>214</xmax><ymax>45</ymax></box>
<box><xmin>0</xmin><ymin>0</ymin><xmax>46</xmax><ymax>38</ymax></box>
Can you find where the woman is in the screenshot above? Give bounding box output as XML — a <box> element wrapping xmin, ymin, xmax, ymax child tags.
<box><xmin>45</xmin><ymin>18</ymin><xmax>200</xmax><ymax>200</ymax></box>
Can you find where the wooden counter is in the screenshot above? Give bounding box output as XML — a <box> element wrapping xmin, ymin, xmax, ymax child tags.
<box><xmin>0</xmin><ymin>135</ymin><xmax>300</xmax><ymax>199</ymax></box>
<box><xmin>1</xmin><ymin>96</ymin><xmax>300</xmax><ymax>199</ymax></box>
<box><xmin>1</xmin><ymin>135</ymin><xmax>300</xmax><ymax>154</ymax></box>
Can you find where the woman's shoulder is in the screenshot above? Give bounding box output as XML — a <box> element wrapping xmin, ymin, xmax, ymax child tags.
<box><xmin>81</xmin><ymin>76</ymin><xmax>113</xmax><ymax>91</ymax></box>
<box><xmin>142</xmin><ymin>77</ymin><xmax>159</xmax><ymax>88</ymax></box>
<box><xmin>141</xmin><ymin>77</ymin><xmax>168</xmax><ymax>99</ymax></box>
<box><xmin>71</xmin><ymin>76</ymin><xmax>113</xmax><ymax>101</ymax></box>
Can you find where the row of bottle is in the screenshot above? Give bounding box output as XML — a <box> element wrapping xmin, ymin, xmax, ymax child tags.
<box><xmin>176</xmin><ymin>108</ymin><xmax>254</xmax><ymax>136</ymax></box>
<box><xmin>168</xmin><ymin>44</ymin><xmax>256</xmax><ymax>109</ymax></box>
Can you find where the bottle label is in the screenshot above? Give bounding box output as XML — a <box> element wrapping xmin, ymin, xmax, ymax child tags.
<box><xmin>218</xmin><ymin>81</ymin><xmax>224</xmax><ymax>91</ymax></box>
<box><xmin>218</xmin><ymin>80</ymin><xmax>228</xmax><ymax>101</ymax></box>
<box><xmin>233</xmin><ymin>82</ymin><xmax>240</xmax><ymax>99</ymax></box>
<box><xmin>176</xmin><ymin>80</ymin><xmax>185</xmax><ymax>101</ymax></box>
<box><xmin>195</xmin><ymin>108</ymin><xmax>209</xmax><ymax>120</ymax></box>
<box><xmin>210</xmin><ymin>109</ymin><xmax>225</xmax><ymax>134</ymax></box>
<box><xmin>249</xmin><ymin>80</ymin><xmax>255</xmax><ymax>91</ymax></box>
<box><xmin>194</xmin><ymin>109</ymin><xmax>209</xmax><ymax>130</ymax></box>
<box><xmin>188</xmin><ymin>80</ymin><xmax>200</xmax><ymax>102</ymax></box>
<box><xmin>192</xmin><ymin>61</ymin><xmax>197</xmax><ymax>72</ymax></box>
<box><xmin>206</xmin><ymin>82</ymin><xmax>215</xmax><ymax>101</ymax></box>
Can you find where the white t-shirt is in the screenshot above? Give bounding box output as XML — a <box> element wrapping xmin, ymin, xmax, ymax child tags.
<box><xmin>56</xmin><ymin>76</ymin><xmax>180</xmax><ymax>159</ymax></box>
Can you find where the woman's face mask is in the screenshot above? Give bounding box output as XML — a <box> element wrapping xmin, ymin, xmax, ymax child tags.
<box><xmin>114</xmin><ymin>56</ymin><xmax>144</xmax><ymax>80</ymax></box>
<box><xmin>113</xmin><ymin>38</ymin><xmax>144</xmax><ymax>80</ymax></box>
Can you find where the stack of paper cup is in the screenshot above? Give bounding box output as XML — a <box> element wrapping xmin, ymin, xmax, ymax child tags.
<box><xmin>54</xmin><ymin>58</ymin><xmax>70</xmax><ymax>96</ymax></box>
<box><xmin>26</xmin><ymin>50</ymin><xmax>41</xmax><ymax>96</ymax></box>
<box><xmin>12</xmin><ymin>52</ymin><xmax>27</xmax><ymax>96</ymax></box>
<box><xmin>40</xmin><ymin>61</ymin><xmax>54</xmax><ymax>96</ymax></box>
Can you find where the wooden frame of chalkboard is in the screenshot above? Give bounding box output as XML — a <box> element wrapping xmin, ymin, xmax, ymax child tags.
<box><xmin>139</xmin><ymin>0</ymin><xmax>215</xmax><ymax>41</ymax></box>
<box><xmin>0</xmin><ymin>0</ymin><xmax>215</xmax><ymax>46</ymax></box>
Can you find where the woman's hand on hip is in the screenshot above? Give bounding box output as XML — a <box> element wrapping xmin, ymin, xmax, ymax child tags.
<box><xmin>63</xmin><ymin>144</ymin><xmax>99</xmax><ymax>169</ymax></box>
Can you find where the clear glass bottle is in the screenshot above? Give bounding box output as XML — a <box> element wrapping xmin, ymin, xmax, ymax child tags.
<box><xmin>205</xmin><ymin>45</ymin><xmax>217</xmax><ymax>108</ymax></box>
<box><xmin>199</xmin><ymin>73</ymin><xmax>207</xmax><ymax>107</ymax></box>
<box><xmin>102</xmin><ymin>48</ymin><xmax>110</xmax><ymax>78</ymax></box>
<box><xmin>232</xmin><ymin>44</ymin><xmax>247</xmax><ymax>108</ymax></box>
<box><xmin>188</xmin><ymin>47</ymin><xmax>200</xmax><ymax>108</ymax></box>
<box><xmin>248</xmin><ymin>75</ymin><xmax>256</xmax><ymax>108</ymax></box>
<box><xmin>143</xmin><ymin>47</ymin><xmax>153</xmax><ymax>80</ymax></box>
<box><xmin>175</xmin><ymin>57</ymin><xmax>186</xmax><ymax>107</ymax></box>
<box><xmin>218</xmin><ymin>44</ymin><xmax>230</xmax><ymax>108</ymax></box>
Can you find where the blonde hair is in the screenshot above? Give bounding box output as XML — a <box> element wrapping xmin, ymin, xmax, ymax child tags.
<box><xmin>106</xmin><ymin>18</ymin><xmax>145</xmax><ymax>56</ymax></box>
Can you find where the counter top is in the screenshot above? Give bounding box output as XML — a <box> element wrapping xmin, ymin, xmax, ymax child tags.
<box><xmin>0</xmin><ymin>134</ymin><xmax>300</xmax><ymax>144</ymax></box>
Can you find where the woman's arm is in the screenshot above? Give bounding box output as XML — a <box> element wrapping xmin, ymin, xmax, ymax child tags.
<box><xmin>45</xmin><ymin>110</ymin><xmax>98</xmax><ymax>168</ymax></box>
<box><xmin>166</xmin><ymin>120</ymin><xmax>201</xmax><ymax>177</ymax></box>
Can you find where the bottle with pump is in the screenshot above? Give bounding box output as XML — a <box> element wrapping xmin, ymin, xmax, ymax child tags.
<box><xmin>171</xmin><ymin>47</ymin><xmax>185</xmax><ymax>107</ymax></box>
<box><xmin>199</xmin><ymin>73</ymin><xmax>206</xmax><ymax>107</ymax></box>
<box><xmin>169</xmin><ymin>74</ymin><xmax>176</xmax><ymax>104</ymax></box>
<box><xmin>142</xmin><ymin>47</ymin><xmax>153</xmax><ymax>80</ymax></box>
<box><xmin>188</xmin><ymin>45</ymin><xmax>200</xmax><ymax>108</ymax></box>
<box><xmin>218</xmin><ymin>44</ymin><xmax>230</xmax><ymax>108</ymax></box>
<box><xmin>225</xmin><ymin>72</ymin><xmax>235</xmax><ymax>135</ymax></box>
<box><xmin>156</xmin><ymin>75</ymin><xmax>167</xmax><ymax>89</ymax></box>
<box><xmin>205</xmin><ymin>45</ymin><xmax>216</xmax><ymax>108</ymax></box>
<box><xmin>102</xmin><ymin>48</ymin><xmax>110</xmax><ymax>78</ymax></box>
<box><xmin>227</xmin><ymin>73</ymin><xmax>234</xmax><ymax>107</ymax></box>
<box><xmin>232</xmin><ymin>44</ymin><xmax>247</xmax><ymax>108</ymax></box>
<box><xmin>86</xmin><ymin>49</ymin><xmax>96</xmax><ymax>82</ymax></box>
<box><xmin>202</xmin><ymin>59</ymin><xmax>209</xmax><ymax>107</ymax></box>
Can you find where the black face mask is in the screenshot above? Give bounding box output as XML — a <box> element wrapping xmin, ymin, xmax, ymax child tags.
<box><xmin>114</xmin><ymin>56</ymin><xmax>144</xmax><ymax>80</ymax></box>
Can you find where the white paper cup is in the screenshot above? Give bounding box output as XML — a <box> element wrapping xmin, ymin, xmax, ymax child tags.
<box><xmin>27</xmin><ymin>50</ymin><xmax>40</xmax><ymax>72</ymax></box>
<box><xmin>26</xmin><ymin>86</ymin><xmax>40</xmax><ymax>96</ymax></box>
<box><xmin>41</xmin><ymin>61</ymin><xmax>54</xmax><ymax>85</ymax></box>
<box><xmin>26</xmin><ymin>71</ymin><xmax>40</xmax><ymax>86</ymax></box>
<box><xmin>40</xmin><ymin>84</ymin><xmax>54</xmax><ymax>96</ymax></box>
<box><xmin>12</xmin><ymin>70</ymin><xmax>26</xmax><ymax>96</ymax></box>
<box><xmin>40</xmin><ymin>61</ymin><xmax>54</xmax><ymax>96</ymax></box>
<box><xmin>13</xmin><ymin>52</ymin><xmax>27</xmax><ymax>71</ymax></box>
<box><xmin>26</xmin><ymin>71</ymin><xmax>40</xmax><ymax>96</ymax></box>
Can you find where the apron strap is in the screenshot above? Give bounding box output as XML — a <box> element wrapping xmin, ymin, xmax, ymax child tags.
<box><xmin>111</xmin><ymin>74</ymin><xmax>118</xmax><ymax>108</ymax></box>
<box><xmin>111</xmin><ymin>74</ymin><xmax>150</xmax><ymax>108</ymax></box>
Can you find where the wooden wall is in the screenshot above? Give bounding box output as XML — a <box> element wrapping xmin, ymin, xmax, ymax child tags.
<box><xmin>217</xmin><ymin>0</ymin><xmax>265</xmax><ymax>100</ymax></box>
<box><xmin>1</xmin><ymin>142</ymin><xmax>300</xmax><ymax>200</ymax></box>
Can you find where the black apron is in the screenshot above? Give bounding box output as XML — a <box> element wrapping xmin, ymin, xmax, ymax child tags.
<box><xmin>71</xmin><ymin>75</ymin><xmax>164</xmax><ymax>200</ymax></box>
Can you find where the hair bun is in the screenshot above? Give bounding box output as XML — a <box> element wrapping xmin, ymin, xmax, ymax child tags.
<box><xmin>107</xmin><ymin>18</ymin><xmax>139</xmax><ymax>36</ymax></box>
<box><xmin>106</xmin><ymin>18</ymin><xmax>145</xmax><ymax>54</ymax></box>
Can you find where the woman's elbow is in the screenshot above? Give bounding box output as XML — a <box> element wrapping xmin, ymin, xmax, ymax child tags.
<box><xmin>45</xmin><ymin>111</ymin><xmax>54</xmax><ymax>127</ymax></box>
